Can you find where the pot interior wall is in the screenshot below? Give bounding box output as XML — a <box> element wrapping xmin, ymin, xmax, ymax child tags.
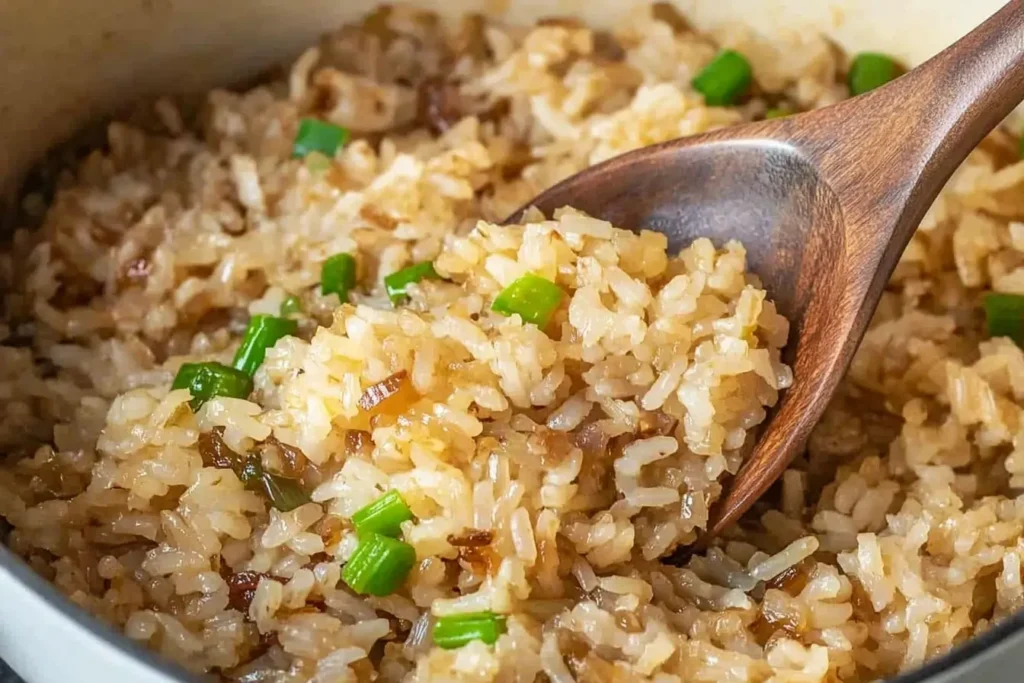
<box><xmin>0</xmin><ymin>0</ymin><xmax>1002</xmax><ymax>209</ymax></box>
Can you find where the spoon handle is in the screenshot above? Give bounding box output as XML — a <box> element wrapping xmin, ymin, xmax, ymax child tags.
<box><xmin>806</xmin><ymin>0</ymin><xmax>1024</xmax><ymax>270</ymax></box>
<box><xmin>705</xmin><ymin>1</ymin><xmax>1024</xmax><ymax>537</ymax></box>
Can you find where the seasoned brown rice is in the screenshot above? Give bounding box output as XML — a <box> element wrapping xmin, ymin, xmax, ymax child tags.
<box><xmin>3</xmin><ymin>5</ymin><xmax>1024</xmax><ymax>682</ymax></box>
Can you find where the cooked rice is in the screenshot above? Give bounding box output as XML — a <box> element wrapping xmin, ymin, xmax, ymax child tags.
<box><xmin>3</xmin><ymin>4</ymin><xmax>1024</xmax><ymax>682</ymax></box>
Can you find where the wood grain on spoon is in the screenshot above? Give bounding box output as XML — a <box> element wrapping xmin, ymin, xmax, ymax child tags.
<box><xmin>508</xmin><ymin>0</ymin><xmax>1024</xmax><ymax>541</ymax></box>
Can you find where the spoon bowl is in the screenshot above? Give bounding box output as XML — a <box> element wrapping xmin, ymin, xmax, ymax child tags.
<box><xmin>511</xmin><ymin>0</ymin><xmax>1024</xmax><ymax>538</ymax></box>
<box><xmin>515</xmin><ymin>135</ymin><xmax>845</xmax><ymax>322</ymax></box>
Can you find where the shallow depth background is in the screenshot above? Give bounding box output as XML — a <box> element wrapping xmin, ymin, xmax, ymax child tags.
<box><xmin>0</xmin><ymin>0</ymin><xmax>1003</xmax><ymax>208</ymax></box>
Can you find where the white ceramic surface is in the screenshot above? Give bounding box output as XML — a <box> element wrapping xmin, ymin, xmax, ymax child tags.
<box><xmin>0</xmin><ymin>1</ymin><xmax>1014</xmax><ymax>682</ymax></box>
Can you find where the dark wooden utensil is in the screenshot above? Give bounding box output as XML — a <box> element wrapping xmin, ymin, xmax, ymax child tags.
<box><xmin>511</xmin><ymin>1</ymin><xmax>1024</xmax><ymax>539</ymax></box>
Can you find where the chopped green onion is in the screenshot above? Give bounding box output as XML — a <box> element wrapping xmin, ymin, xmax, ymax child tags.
<box><xmin>491</xmin><ymin>274</ymin><xmax>565</xmax><ymax>328</ymax></box>
<box><xmin>172</xmin><ymin>362</ymin><xmax>253</xmax><ymax>411</ymax></box>
<box><xmin>238</xmin><ymin>456</ymin><xmax>310</xmax><ymax>512</ymax></box>
<box><xmin>691</xmin><ymin>50</ymin><xmax>753</xmax><ymax>106</ymax></box>
<box><xmin>293</xmin><ymin>119</ymin><xmax>350</xmax><ymax>159</ymax></box>
<box><xmin>848</xmin><ymin>53</ymin><xmax>903</xmax><ymax>95</ymax></box>
<box><xmin>321</xmin><ymin>253</ymin><xmax>358</xmax><ymax>301</ymax></box>
<box><xmin>232</xmin><ymin>315</ymin><xmax>298</xmax><ymax>377</ymax></box>
<box><xmin>260</xmin><ymin>472</ymin><xmax>311</xmax><ymax>512</ymax></box>
<box><xmin>433</xmin><ymin>612</ymin><xmax>507</xmax><ymax>649</ymax></box>
<box><xmin>352</xmin><ymin>490</ymin><xmax>413</xmax><ymax>538</ymax></box>
<box><xmin>280</xmin><ymin>295</ymin><xmax>302</xmax><ymax>317</ymax></box>
<box><xmin>1018</xmin><ymin>135</ymin><xmax>1024</xmax><ymax>161</ymax></box>
<box><xmin>984</xmin><ymin>293</ymin><xmax>1024</xmax><ymax>345</ymax></box>
<box><xmin>384</xmin><ymin>262</ymin><xmax>440</xmax><ymax>304</ymax></box>
<box><xmin>342</xmin><ymin>532</ymin><xmax>417</xmax><ymax>596</ymax></box>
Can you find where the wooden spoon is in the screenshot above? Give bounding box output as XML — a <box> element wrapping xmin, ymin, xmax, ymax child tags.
<box><xmin>511</xmin><ymin>1</ymin><xmax>1024</xmax><ymax>540</ymax></box>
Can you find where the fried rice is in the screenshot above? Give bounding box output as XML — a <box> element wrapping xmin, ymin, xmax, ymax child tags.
<box><xmin>3</xmin><ymin>4</ymin><xmax>1024</xmax><ymax>682</ymax></box>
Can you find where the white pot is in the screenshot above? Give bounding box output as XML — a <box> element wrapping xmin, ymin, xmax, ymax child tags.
<box><xmin>0</xmin><ymin>1</ymin><xmax>1019</xmax><ymax>682</ymax></box>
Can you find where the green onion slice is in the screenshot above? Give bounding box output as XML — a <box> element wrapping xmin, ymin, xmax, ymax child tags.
<box><xmin>172</xmin><ymin>362</ymin><xmax>253</xmax><ymax>411</ymax></box>
<box><xmin>1018</xmin><ymin>134</ymin><xmax>1024</xmax><ymax>161</ymax></box>
<box><xmin>321</xmin><ymin>253</ymin><xmax>358</xmax><ymax>301</ymax></box>
<box><xmin>293</xmin><ymin>119</ymin><xmax>350</xmax><ymax>159</ymax></box>
<box><xmin>433</xmin><ymin>612</ymin><xmax>508</xmax><ymax>649</ymax></box>
<box><xmin>232</xmin><ymin>315</ymin><xmax>298</xmax><ymax>377</ymax></box>
<box><xmin>342</xmin><ymin>532</ymin><xmax>417</xmax><ymax>596</ymax></box>
<box><xmin>259</xmin><ymin>472</ymin><xmax>310</xmax><ymax>512</ymax></box>
<box><xmin>384</xmin><ymin>262</ymin><xmax>440</xmax><ymax>304</ymax></box>
<box><xmin>984</xmin><ymin>293</ymin><xmax>1024</xmax><ymax>345</ymax></box>
<box><xmin>691</xmin><ymin>50</ymin><xmax>753</xmax><ymax>106</ymax></box>
<box><xmin>491</xmin><ymin>274</ymin><xmax>565</xmax><ymax>328</ymax></box>
<box><xmin>352</xmin><ymin>490</ymin><xmax>413</xmax><ymax>538</ymax></box>
<box><xmin>238</xmin><ymin>456</ymin><xmax>310</xmax><ymax>512</ymax></box>
<box><xmin>848</xmin><ymin>53</ymin><xmax>903</xmax><ymax>95</ymax></box>
<box><xmin>280</xmin><ymin>295</ymin><xmax>302</xmax><ymax>317</ymax></box>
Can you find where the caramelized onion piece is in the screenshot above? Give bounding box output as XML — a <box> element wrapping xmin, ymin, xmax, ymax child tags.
<box><xmin>255</xmin><ymin>435</ymin><xmax>308</xmax><ymax>478</ymax></box>
<box><xmin>346</xmin><ymin>429</ymin><xmax>373</xmax><ymax>456</ymax></box>
<box><xmin>592</xmin><ymin>31</ymin><xmax>626</xmax><ymax>62</ymax></box>
<box><xmin>574</xmin><ymin>422</ymin><xmax>611</xmax><ymax>454</ymax></box>
<box><xmin>452</xmin><ymin>13</ymin><xmax>489</xmax><ymax>62</ymax></box>
<box><xmin>361</xmin><ymin>6</ymin><xmax>399</xmax><ymax>48</ymax></box>
<box><xmin>637</xmin><ymin>409</ymin><xmax>678</xmax><ymax>437</ymax></box>
<box><xmin>537</xmin><ymin>16</ymin><xmax>586</xmax><ymax>28</ymax></box>
<box><xmin>651</xmin><ymin>2</ymin><xmax>692</xmax><ymax>33</ymax></box>
<box><xmin>316</xmin><ymin>514</ymin><xmax>347</xmax><ymax>548</ymax></box>
<box><xmin>226</xmin><ymin>570</ymin><xmax>274</xmax><ymax>613</ymax></box>
<box><xmin>766</xmin><ymin>556</ymin><xmax>814</xmax><ymax>595</ymax></box>
<box><xmin>358</xmin><ymin>370</ymin><xmax>417</xmax><ymax>414</ymax></box>
<box><xmin>198</xmin><ymin>428</ymin><xmax>239</xmax><ymax>470</ymax></box>
<box><xmin>417</xmin><ymin>77</ymin><xmax>466</xmax><ymax>134</ymax></box>
<box><xmin>447</xmin><ymin>529</ymin><xmax>494</xmax><ymax>547</ymax></box>
<box><xmin>499</xmin><ymin>143</ymin><xmax>535</xmax><ymax>180</ymax></box>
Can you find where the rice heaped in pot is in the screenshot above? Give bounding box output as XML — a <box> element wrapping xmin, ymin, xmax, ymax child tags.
<box><xmin>4</xmin><ymin>5</ymin><xmax>1024</xmax><ymax>683</ymax></box>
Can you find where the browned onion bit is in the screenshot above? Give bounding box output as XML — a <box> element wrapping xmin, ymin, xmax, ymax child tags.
<box><xmin>255</xmin><ymin>435</ymin><xmax>308</xmax><ymax>478</ymax></box>
<box><xmin>198</xmin><ymin>428</ymin><xmax>239</xmax><ymax>470</ymax></box>
<box><xmin>452</xmin><ymin>14</ymin><xmax>489</xmax><ymax>62</ymax></box>
<box><xmin>455</xmin><ymin>543</ymin><xmax>497</xmax><ymax>574</ymax></box>
<box><xmin>499</xmin><ymin>143</ymin><xmax>535</xmax><ymax>181</ymax></box>
<box><xmin>750</xmin><ymin>593</ymin><xmax>808</xmax><ymax>647</ymax></box>
<box><xmin>417</xmin><ymin>77</ymin><xmax>466</xmax><ymax>134</ymax></box>
<box><xmin>592</xmin><ymin>31</ymin><xmax>626</xmax><ymax>62</ymax></box>
<box><xmin>651</xmin><ymin>2</ymin><xmax>692</xmax><ymax>33</ymax></box>
<box><xmin>358</xmin><ymin>370</ymin><xmax>417</xmax><ymax>414</ymax></box>
<box><xmin>574</xmin><ymin>422</ymin><xmax>611</xmax><ymax>455</ymax></box>
<box><xmin>346</xmin><ymin>429</ymin><xmax>373</xmax><ymax>456</ymax></box>
<box><xmin>766</xmin><ymin>556</ymin><xmax>815</xmax><ymax>595</ymax></box>
<box><xmin>315</xmin><ymin>514</ymin><xmax>346</xmax><ymax>548</ymax></box>
<box><xmin>361</xmin><ymin>6</ymin><xmax>398</xmax><ymax>48</ymax></box>
<box><xmin>246</xmin><ymin>631</ymin><xmax>281</xmax><ymax>662</ymax></box>
<box><xmin>360</xmin><ymin>204</ymin><xmax>399</xmax><ymax>230</ymax></box>
<box><xmin>447</xmin><ymin>529</ymin><xmax>494</xmax><ymax>547</ymax></box>
<box><xmin>226</xmin><ymin>570</ymin><xmax>274</xmax><ymax>613</ymax></box>
<box><xmin>637</xmin><ymin>409</ymin><xmax>678</xmax><ymax>437</ymax></box>
<box><xmin>537</xmin><ymin>15</ymin><xmax>585</xmax><ymax>28</ymax></box>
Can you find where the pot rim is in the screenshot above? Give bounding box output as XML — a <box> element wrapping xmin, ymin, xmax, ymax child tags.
<box><xmin>2</xmin><ymin>539</ymin><xmax>1022</xmax><ymax>682</ymax></box>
